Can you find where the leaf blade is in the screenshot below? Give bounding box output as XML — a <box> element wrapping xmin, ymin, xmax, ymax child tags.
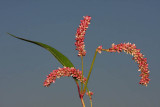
<box><xmin>7</xmin><ymin>33</ymin><xmax>74</xmax><ymax>67</ymax></box>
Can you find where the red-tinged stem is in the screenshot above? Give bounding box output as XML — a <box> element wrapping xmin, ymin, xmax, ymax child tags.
<box><xmin>76</xmin><ymin>81</ymin><xmax>81</xmax><ymax>98</ymax></box>
<box><xmin>75</xmin><ymin>78</ymin><xmax>86</xmax><ymax>107</ymax></box>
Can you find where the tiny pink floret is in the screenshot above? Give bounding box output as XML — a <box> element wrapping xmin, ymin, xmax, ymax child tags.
<box><xmin>86</xmin><ymin>91</ymin><xmax>94</xmax><ymax>96</ymax></box>
<box><xmin>75</xmin><ymin>16</ymin><xmax>91</xmax><ymax>56</ymax></box>
<box><xmin>43</xmin><ymin>67</ymin><xmax>86</xmax><ymax>87</ymax></box>
<box><xmin>96</xmin><ymin>45</ymin><xmax>103</xmax><ymax>54</ymax></box>
<box><xmin>108</xmin><ymin>42</ymin><xmax>150</xmax><ymax>86</ymax></box>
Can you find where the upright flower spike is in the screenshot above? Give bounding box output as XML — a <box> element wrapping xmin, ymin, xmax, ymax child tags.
<box><xmin>43</xmin><ymin>67</ymin><xmax>86</xmax><ymax>87</ymax></box>
<box><xmin>75</xmin><ymin>16</ymin><xmax>91</xmax><ymax>56</ymax></box>
<box><xmin>103</xmin><ymin>43</ymin><xmax>150</xmax><ymax>86</ymax></box>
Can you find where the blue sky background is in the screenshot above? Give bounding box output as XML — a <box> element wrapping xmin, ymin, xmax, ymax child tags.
<box><xmin>0</xmin><ymin>0</ymin><xmax>160</xmax><ymax>107</ymax></box>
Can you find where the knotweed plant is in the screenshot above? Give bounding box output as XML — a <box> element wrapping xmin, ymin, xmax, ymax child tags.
<box><xmin>7</xmin><ymin>16</ymin><xmax>150</xmax><ymax>107</ymax></box>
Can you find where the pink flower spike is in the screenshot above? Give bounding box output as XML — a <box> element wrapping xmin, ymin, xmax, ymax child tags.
<box><xmin>96</xmin><ymin>45</ymin><xmax>103</xmax><ymax>54</ymax></box>
<box><xmin>43</xmin><ymin>67</ymin><xmax>86</xmax><ymax>87</ymax></box>
<box><xmin>75</xmin><ymin>16</ymin><xmax>91</xmax><ymax>56</ymax></box>
<box><xmin>107</xmin><ymin>42</ymin><xmax>150</xmax><ymax>86</ymax></box>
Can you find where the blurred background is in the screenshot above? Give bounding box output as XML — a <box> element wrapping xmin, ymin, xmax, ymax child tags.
<box><xmin>0</xmin><ymin>0</ymin><xmax>160</xmax><ymax>107</ymax></box>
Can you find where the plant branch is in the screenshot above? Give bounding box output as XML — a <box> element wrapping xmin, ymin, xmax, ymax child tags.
<box><xmin>83</xmin><ymin>51</ymin><xmax>98</xmax><ymax>93</ymax></box>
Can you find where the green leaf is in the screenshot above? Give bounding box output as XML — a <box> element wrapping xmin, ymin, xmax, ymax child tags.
<box><xmin>7</xmin><ymin>33</ymin><xmax>74</xmax><ymax>68</ymax></box>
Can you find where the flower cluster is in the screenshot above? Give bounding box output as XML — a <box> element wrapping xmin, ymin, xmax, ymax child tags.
<box><xmin>75</xmin><ymin>16</ymin><xmax>91</xmax><ymax>56</ymax></box>
<box><xmin>86</xmin><ymin>91</ymin><xmax>94</xmax><ymax>100</ymax></box>
<box><xmin>96</xmin><ymin>45</ymin><xmax>103</xmax><ymax>54</ymax></box>
<box><xmin>43</xmin><ymin>67</ymin><xmax>86</xmax><ymax>87</ymax></box>
<box><xmin>86</xmin><ymin>91</ymin><xmax>94</xmax><ymax>96</ymax></box>
<box><xmin>106</xmin><ymin>42</ymin><xmax>150</xmax><ymax>86</ymax></box>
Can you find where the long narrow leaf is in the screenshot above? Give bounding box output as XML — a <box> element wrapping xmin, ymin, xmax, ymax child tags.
<box><xmin>7</xmin><ymin>33</ymin><xmax>74</xmax><ymax>67</ymax></box>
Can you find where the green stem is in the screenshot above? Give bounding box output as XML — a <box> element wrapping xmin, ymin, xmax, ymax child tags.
<box><xmin>81</xmin><ymin>56</ymin><xmax>84</xmax><ymax>92</ymax></box>
<box><xmin>83</xmin><ymin>51</ymin><xmax>98</xmax><ymax>93</ymax></box>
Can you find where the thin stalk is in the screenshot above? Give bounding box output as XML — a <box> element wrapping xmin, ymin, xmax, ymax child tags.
<box><xmin>81</xmin><ymin>98</ymin><xmax>85</xmax><ymax>107</ymax></box>
<box><xmin>86</xmin><ymin>88</ymin><xmax>93</xmax><ymax>107</ymax></box>
<box><xmin>83</xmin><ymin>51</ymin><xmax>98</xmax><ymax>93</ymax></box>
<box><xmin>102</xmin><ymin>49</ymin><xmax>109</xmax><ymax>52</ymax></box>
<box><xmin>75</xmin><ymin>79</ymin><xmax>81</xmax><ymax>98</ymax></box>
<box><xmin>81</xmin><ymin>56</ymin><xmax>84</xmax><ymax>92</ymax></box>
<box><xmin>90</xmin><ymin>101</ymin><xmax>92</xmax><ymax>107</ymax></box>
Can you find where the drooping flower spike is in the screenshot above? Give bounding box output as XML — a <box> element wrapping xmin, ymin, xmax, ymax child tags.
<box><xmin>100</xmin><ymin>42</ymin><xmax>150</xmax><ymax>86</ymax></box>
<box><xmin>75</xmin><ymin>16</ymin><xmax>91</xmax><ymax>56</ymax></box>
<box><xmin>43</xmin><ymin>67</ymin><xmax>86</xmax><ymax>87</ymax></box>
